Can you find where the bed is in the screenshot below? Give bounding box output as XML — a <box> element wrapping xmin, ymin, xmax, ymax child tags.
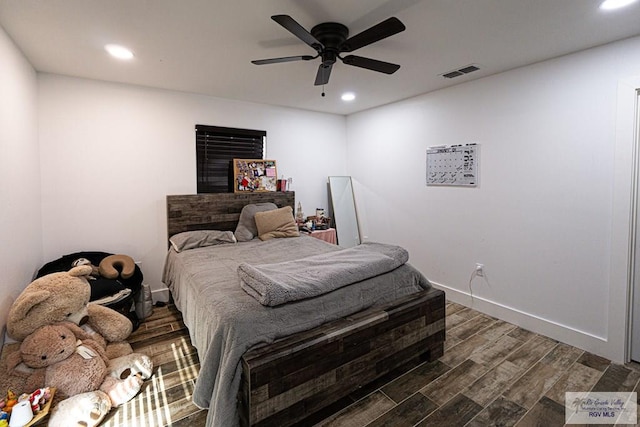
<box><xmin>163</xmin><ymin>192</ymin><xmax>445</xmax><ymax>427</ymax></box>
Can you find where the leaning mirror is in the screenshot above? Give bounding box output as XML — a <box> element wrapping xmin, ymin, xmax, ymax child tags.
<box><xmin>328</xmin><ymin>176</ymin><xmax>361</xmax><ymax>248</ymax></box>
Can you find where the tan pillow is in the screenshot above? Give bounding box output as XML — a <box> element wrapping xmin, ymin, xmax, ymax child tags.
<box><xmin>254</xmin><ymin>206</ymin><xmax>300</xmax><ymax>240</ymax></box>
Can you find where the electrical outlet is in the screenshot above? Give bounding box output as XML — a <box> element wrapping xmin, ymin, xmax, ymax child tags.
<box><xmin>475</xmin><ymin>263</ymin><xmax>484</xmax><ymax>277</ymax></box>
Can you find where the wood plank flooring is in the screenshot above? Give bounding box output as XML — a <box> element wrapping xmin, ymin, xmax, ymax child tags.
<box><xmin>103</xmin><ymin>301</ymin><xmax>640</xmax><ymax>426</ymax></box>
<box><xmin>101</xmin><ymin>304</ymin><xmax>205</xmax><ymax>426</ymax></box>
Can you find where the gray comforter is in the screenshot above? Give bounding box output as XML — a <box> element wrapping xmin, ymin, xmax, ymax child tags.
<box><xmin>238</xmin><ymin>242</ymin><xmax>410</xmax><ymax>306</ymax></box>
<box><xmin>162</xmin><ymin>235</ymin><xmax>430</xmax><ymax>427</ymax></box>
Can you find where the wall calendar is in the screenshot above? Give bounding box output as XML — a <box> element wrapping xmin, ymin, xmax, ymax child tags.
<box><xmin>426</xmin><ymin>143</ymin><xmax>478</xmax><ymax>187</ymax></box>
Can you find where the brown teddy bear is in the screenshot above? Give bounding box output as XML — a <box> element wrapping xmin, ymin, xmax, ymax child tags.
<box><xmin>0</xmin><ymin>346</ymin><xmax>46</xmax><ymax>398</ymax></box>
<box><xmin>7</xmin><ymin>265</ymin><xmax>133</xmax><ymax>359</ymax></box>
<box><xmin>8</xmin><ymin>323</ymin><xmax>109</xmax><ymax>400</ymax></box>
<box><xmin>7</xmin><ymin>323</ymin><xmax>152</xmax><ymax>407</ymax></box>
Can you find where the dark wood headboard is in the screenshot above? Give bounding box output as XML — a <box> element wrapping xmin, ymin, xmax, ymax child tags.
<box><xmin>166</xmin><ymin>192</ymin><xmax>295</xmax><ymax>238</ymax></box>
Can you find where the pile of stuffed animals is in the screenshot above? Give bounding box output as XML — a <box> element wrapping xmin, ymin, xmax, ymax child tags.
<box><xmin>0</xmin><ymin>261</ymin><xmax>153</xmax><ymax>427</ymax></box>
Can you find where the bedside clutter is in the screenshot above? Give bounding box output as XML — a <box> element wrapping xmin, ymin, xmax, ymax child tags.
<box><xmin>298</xmin><ymin>214</ymin><xmax>331</xmax><ymax>230</ymax></box>
<box><xmin>299</xmin><ymin>226</ymin><xmax>337</xmax><ymax>244</ymax></box>
<box><xmin>297</xmin><ymin>209</ymin><xmax>336</xmax><ymax>244</ymax></box>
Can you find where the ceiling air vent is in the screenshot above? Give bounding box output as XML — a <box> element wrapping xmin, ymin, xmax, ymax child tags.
<box><xmin>442</xmin><ymin>70</ymin><xmax>464</xmax><ymax>79</ymax></box>
<box><xmin>441</xmin><ymin>64</ymin><xmax>481</xmax><ymax>79</ymax></box>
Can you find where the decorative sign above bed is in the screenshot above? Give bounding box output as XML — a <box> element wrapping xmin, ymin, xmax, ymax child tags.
<box><xmin>233</xmin><ymin>159</ymin><xmax>277</xmax><ymax>192</ymax></box>
<box><xmin>426</xmin><ymin>143</ymin><xmax>478</xmax><ymax>187</ymax></box>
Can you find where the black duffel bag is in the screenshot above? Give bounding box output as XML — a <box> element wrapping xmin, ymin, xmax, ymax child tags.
<box><xmin>36</xmin><ymin>251</ymin><xmax>142</xmax><ymax>331</ymax></box>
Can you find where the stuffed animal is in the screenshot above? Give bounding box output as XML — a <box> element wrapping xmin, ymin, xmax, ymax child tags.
<box><xmin>14</xmin><ymin>323</ymin><xmax>109</xmax><ymax>400</ymax></box>
<box><xmin>6</xmin><ymin>266</ymin><xmax>133</xmax><ymax>359</ymax></box>
<box><xmin>48</xmin><ymin>391</ymin><xmax>111</xmax><ymax>427</ymax></box>
<box><xmin>13</xmin><ymin>322</ymin><xmax>153</xmax><ymax>406</ymax></box>
<box><xmin>106</xmin><ymin>352</ymin><xmax>153</xmax><ymax>382</ymax></box>
<box><xmin>7</xmin><ymin>323</ymin><xmax>152</xmax><ymax>407</ymax></box>
<box><xmin>1</xmin><ymin>391</ymin><xmax>17</xmax><ymax>414</ymax></box>
<box><xmin>71</xmin><ymin>257</ymin><xmax>100</xmax><ymax>277</ymax></box>
<box><xmin>25</xmin><ymin>387</ymin><xmax>51</xmax><ymax>413</ymax></box>
<box><xmin>0</xmin><ymin>346</ymin><xmax>46</xmax><ymax>401</ymax></box>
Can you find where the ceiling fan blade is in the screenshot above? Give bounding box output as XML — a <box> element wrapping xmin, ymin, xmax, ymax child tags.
<box><xmin>252</xmin><ymin>55</ymin><xmax>315</xmax><ymax>65</ymax></box>
<box><xmin>314</xmin><ymin>63</ymin><xmax>333</xmax><ymax>86</ymax></box>
<box><xmin>341</xmin><ymin>55</ymin><xmax>400</xmax><ymax>74</ymax></box>
<box><xmin>340</xmin><ymin>17</ymin><xmax>405</xmax><ymax>52</ymax></box>
<box><xmin>271</xmin><ymin>15</ymin><xmax>324</xmax><ymax>52</ymax></box>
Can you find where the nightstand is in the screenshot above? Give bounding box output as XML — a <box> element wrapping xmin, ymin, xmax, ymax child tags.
<box><xmin>309</xmin><ymin>228</ymin><xmax>337</xmax><ymax>244</ymax></box>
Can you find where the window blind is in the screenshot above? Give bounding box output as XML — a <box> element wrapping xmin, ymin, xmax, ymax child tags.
<box><xmin>196</xmin><ymin>125</ymin><xmax>266</xmax><ymax>193</ymax></box>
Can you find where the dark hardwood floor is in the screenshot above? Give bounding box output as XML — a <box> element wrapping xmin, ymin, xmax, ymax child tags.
<box><xmin>103</xmin><ymin>301</ymin><xmax>639</xmax><ymax>427</ymax></box>
<box><xmin>101</xmin><ymin>304</ymin><xmax>205</xmax><ymax>426</ymax></box>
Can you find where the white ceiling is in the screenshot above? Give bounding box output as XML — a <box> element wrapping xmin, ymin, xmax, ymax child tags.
<box><xmin>1</xmin><ymin>0</ymin><xmax>640</xmax><ymax>115</ymax></box>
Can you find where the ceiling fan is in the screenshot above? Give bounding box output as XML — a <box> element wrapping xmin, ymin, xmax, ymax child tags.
<box><xmin>252</xmin><ymin>15</ymin><xmax>406</xmax><ymax>87</ymax></box>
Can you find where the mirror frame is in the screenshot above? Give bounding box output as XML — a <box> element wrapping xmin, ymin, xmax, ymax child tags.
<box><xmin>328</xmin><ymin>176</ymin><xmax>361</xmax><ymax>248</ymax></box>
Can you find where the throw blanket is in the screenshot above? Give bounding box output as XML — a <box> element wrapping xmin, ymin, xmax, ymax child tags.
<box><xmin>238</xmin><ymin>242</ymin><xmax>409</xmax><ymax>306</ymax></box>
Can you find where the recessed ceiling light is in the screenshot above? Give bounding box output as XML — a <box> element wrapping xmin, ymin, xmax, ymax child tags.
<box><xmin>600</xmin><ymin>0</ymin><xmax>638</xmax><ymax>10</ymax></box>
<box><xmin>105</xmin><ymin>44</ymin><xmax>134</xmax><ymax>60</ymax></box>
<box><xmin>341</xmin><ymin>92</ymin><xmax>356</xmax><ymax>102</ymax></box>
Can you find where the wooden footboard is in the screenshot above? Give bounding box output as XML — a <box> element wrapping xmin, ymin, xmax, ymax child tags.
<box><xmin>238</xmin><ymin>287</ymin><xmax>445</xmax><ymax>426</ymax></box>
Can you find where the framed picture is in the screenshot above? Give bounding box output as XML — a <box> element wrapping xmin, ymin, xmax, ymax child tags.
<box><xmin>233</xmin><ymin>159</ymin><xmax>278</xmax><ymax>192</ymax></box>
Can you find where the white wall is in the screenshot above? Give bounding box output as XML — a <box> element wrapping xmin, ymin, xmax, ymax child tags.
<box><xmin>37</xmin><ymin>75</ymin><xmax>347</xmax><ymax>301</ymax></box>
<box><xmin>346</xmin><ymin>36</ymin><xmax>640</xmax><ymax>362</ymax></box>
<box><xmin>0</xmin><ymin>25</ymin><xmax>42</xmax><ymax>346</ymax></box>
<box><xmin>8</xmin><ymin>22</ymin><xmax>639</xmax><ymax>363</ymax></box>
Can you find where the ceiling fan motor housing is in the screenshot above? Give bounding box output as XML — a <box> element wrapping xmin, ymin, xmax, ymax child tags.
<box><xmin>311</xmin><ymin>22</ymin><xmax>349</xmax><ymax>65</ymax></box>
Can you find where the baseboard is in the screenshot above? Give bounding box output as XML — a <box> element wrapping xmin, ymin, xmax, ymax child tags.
<box><xmin>151</xmin><ymin>286</ymin><xmax>171</xmax><ymax>303</ymax></box>
<box><xmin>431</xmin><ymin>281</ymin><xmax>620</xmax><ymax>362</ymax></box>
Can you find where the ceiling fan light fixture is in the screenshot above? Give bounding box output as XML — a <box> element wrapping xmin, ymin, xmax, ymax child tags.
<box><xmin>105</xmin><ymin>44</ymin><xmax>134</xmax><ymax>60</ymax></box>
<box><xmin>341</xmin><ymin>92</ymin><xmax>356</xmax><ymax>101</ymax></box>
<box><xmin>600</xmin><ymin>0</ymin><xmax>638</xmax><ymax>10</ymax></box>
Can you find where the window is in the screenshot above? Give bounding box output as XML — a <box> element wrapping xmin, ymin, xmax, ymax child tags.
<box><xmin>196</xmin><ymin>125</ymin><xmax>266</xmax><ymax>193</ymax></box>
